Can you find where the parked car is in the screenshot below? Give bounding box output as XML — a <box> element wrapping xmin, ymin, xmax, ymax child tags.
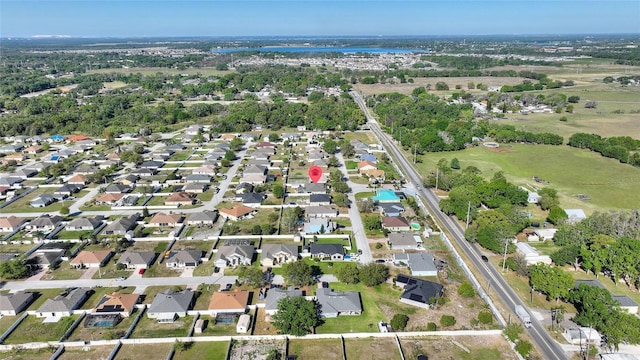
<box><xmin>138</xmin><ymin>268</ymin><xmax>145</xmax><ymax>275</ymax></box>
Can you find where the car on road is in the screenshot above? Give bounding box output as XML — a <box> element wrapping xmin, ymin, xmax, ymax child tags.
<box><xmin>115</xmin><ymin>277</ymin><xmax>126</xmax><ymax>281</ymax></box>
<box><xmin>481</xmin><ymin>255</ymin><xmax>489</xmax><ymax>262</ymax></box>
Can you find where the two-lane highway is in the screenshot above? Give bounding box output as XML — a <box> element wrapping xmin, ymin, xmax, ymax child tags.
<box><xmin>351</xmin><ymin>91</ymin><xmax>567</xmax><ymax>360</ymax></box>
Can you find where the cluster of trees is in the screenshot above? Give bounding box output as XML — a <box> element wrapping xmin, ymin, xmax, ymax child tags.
<box><xmin>419</xmin><ymin>55</ymin><xmax>558</xmax><ymax>70</ymax></box>
<box><xmin>568</xmin><ymin>133</ymin><xmax>640</xmax><ymax>166</ymax></box>
<box><xmin>500</xmin><ymin>79</ymin><xmax>573</xmax><ymax>93</ymax></box>
<box><xmin>334</xmin><ymin>263</ymin><xmax>389</xmax><ymax>286</ymax></box>
<box><xmin>489</xmin><ymin>125</ymin><xmax>563</xmax><ymax>145</ymax></box>
<box><xmin>425</xmin><ymin>165</ymin><xmax>528</xmax><ymax>253</ymax></box>
<box><xmin>0</xmin><ymin>257</ymin><xmax>30</xmax><ymax>279</ymax></box>
<box><xmin>272</xmin><ymin>296</ymin><xmax>321</xmax><ymax>336</ymax></box>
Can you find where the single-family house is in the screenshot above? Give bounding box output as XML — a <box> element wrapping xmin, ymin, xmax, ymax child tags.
<box><xmin>253</xmin><ymin>150</ymin><xmax>273</xmax><ymax>161</ymax></box>
<box><xmin>359</xmin><ymin>153</ymin><xmax>377</xmax><ymax>163</ymax></box>
<box><xmin>407</xmin><ymin>253</ymin><xmax>438</xmax><ymax>277</ymax></box>
<box><xmin>515</xmin><ymin>242</ymin><xmax>552</xmax><ymax>265</ymax></box>
<box><xmin>309</xmin><ymin>243</ymin><xmax>344</xmax><ymax>261</ymax></box>
<box><xmin>214</xmin><ymin>243</ymin><xmax>255</xmax><ymax>268</ymax></box>
<box><xmin>118</xmin><ymin>251</ymin><xmax>156</xmax><ymax>269</ymax></box>
<box><xmin>299</xmin><ymin>183</ymin><xmax>326</xmax><ymax>194</ymax></box>
<box><xmin>0</xmin><ymin>216</ymin><xmax>26</xmax><ymax>233</ymax></box>
<box><xmin>531</xmin><ymin>228</ymin><xmax>558</xmax><ymax>242</ymax></box>
<box><xmin>65</xmin><ymin>216</ymin><xmax>103</xmax><ymax>231</ymax></box>
<box><xmin>220</xmin><ymin>134</ymin><xmax>236</xmax><ymax>141</ymax></box>
<box><xmin>148</xmin><ymin>212</ymin><xmax>183</xmax><ymax>227</ymax></box>
<box><xmin>184</xmin><ymin>183</ymin><xmax>208</xmax><ymax>194</ymax></box>
<box><xmin>564</xmin><ymin>209</ymin><xmax>587</xmax><ymax>224</ymax></box>
<box><xmin>309</xmin><ymin>194</ymin><xmax>331</xmax><ymax>206</ymax></box>
<box><xmin>361</xmin><ymin>169</ymin><xmax>386</xmax><ymax>181</ymax></box>
<box><xmin>563</xmin><ymin>327</ymin><xmax>601</xmax><ymax>346</ymax></box>
<box><xmin>382</xmin><ymin>216</ymin><xmax>411</xmax><ymax>232</ymax></box>
<box><xmin>67</xmin><ymin>174</ymin><xmax>87</xmax><ymax>186</ymax></box>
<box><xmin>25</xmin><ymin>214</ymin><xmax>64</xmax><ymax>232</ymax></box>
<box><xmin>140</xmin><ymin>160</ymin><xmax>164</xmax><ymax>170</ymax></box>
<box><xmin>396</xmin><ymin>275</ymin><xmax>444</xmax><ymax>309</ymax></box>
<box><xmin>378</xmin><ymin>203</ymin><xmax>405</xmax><ymax>217</ymax></box>
<box><xmin>36</xmin><ymin>287</ymin><xmax>91</xmax><ymax>318</ymax></box>
<box><xmin>186</xmin><ymin>211</ymin><xmax>218</xmax><ymax>226</ymax></box>
<box><xmin>305</xmin><ymin>205</ymin><xmax>338</xmax><ymax>218</ymax></box>
<box><xmin>30</xmin><ymin>194</ymin><xmax>56</xmax><ymax>208</ymax></box>
<box><xmin>184</xmin><ymin>174</ymin><xmax>212</xmax><ymax>184</ymax></box>
<box><xmin>264</xmin><ymin>287</ymin><xmax>303</xmax><ymax>316</ymax></box>
<box><xmin>0</xmin><ymin>176</ymin><xmax>23</xmax><ymax>188</ymax></box>
<box><xmin>23</xmin><ymin>145</ymin><xmax>43</xmax><ymax>155</ymax></box>
<box><xmin>164</xmin><ymin>192</ymin><xmax>194</xmax><ymax>206</ymax></box>
<box><xmin>12</xmin><ymin>168</ymin><xmax>37</xmax><ymax>179</ymax></box>
<box><xmin>261</xmin><ymin>244</ymin><xmax>299</xmax><ymax>267</ymax></box>
<box><xmin>105</xmin><ymin>183</ymin><xmax>131</xmax><ymax>194</ymax></box>
<box><xmin>613</xmin><ymin>295</ymin><xmax>639</xmax><ymax>314</ymax></box>
<box><xmin>102</xmin><ymin>214</ymin><xmax>139</xmax><ymax>236</ymax></box>
<box><xmin>191</xmin><ymin>165</ymin><xmax>217</xmax><ymax>176</ymax></box>
<box><xmin>208</xmin><ymin>290</ymin><xmax>249</xmax><ymax>315</ymax></box>
<box><xmin>131</xmin><ymin>168</ymin><xmax>156</xmax><ymax>177</ymax></box>
<box><xmin>243</xmin><ymin>164</ymin><xmax>267</xmax><ymax>176</ymax></box>
<box><xmin>357</xmin><ymin>160</ymin><xmax>377</xmax><ymax>172</ymax></box>
<box><xmin>235</xmin><ymin>183</ymin><xmax>254</xmax><ymax>195</ymax></box>
<box><xmin>240</xmin><ymin>173</ymin><xmax>268</xmax><ymax>185</ymax></box>
<box><xmin>93</xmin><ymin>292</ymin><xmax>140</xmax><ymax>317</ymax></box>
<box><xmin>241</xmin><ymin>192</ymin><xmax>265</xmax><ymax>207</ymax></box>
<box><xmin>70</xmin><ymin>250</ymin><xmax>112</xmax><ymax>268</ymax></box>
<box><xmin>219</xmin><ymin>204</ymin><xmax>257</xmax><ymax>221</ymax></box>
<box><xmin>388</xmin><ymin>232</ymin><xmax>421</xmax><ymax>251</ymax></box>
<box><xmin>246</xmin><ymin>158</ymin><xmax>271</xmax><ymax>168</ymax></box>
<box><xmin>316</xmin><ymin>287</ymin><xmax>362</xmax><ymax>318</ymax></box>
<box><xmin>96</xmin><ymin>192</ymin><xmax>125</xmax><ymax>205</ymax></box>
<box><xmin>0</xmin><ymin>291</ymin><xmax>35</xmax><ymax>316</ymax></box>
<box><xmin>165</xmin><ymin>250</ymin><xmax>202</xmax><ymax>268</ymax></box>
<box><xmin>147</xmin><ymin>289</ymin><xmax>195</xmax><ymax>322</ymax></box>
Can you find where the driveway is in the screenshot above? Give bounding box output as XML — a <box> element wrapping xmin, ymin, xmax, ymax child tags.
<box><xmin>80</xmin><ymin>267</ymin><xmax>99</xmax><ymax>279</ymax></box>
<box><xmin>335</xmin><ymin>152</ymin><xmax>374</xmax><ymax>264</ymax></box>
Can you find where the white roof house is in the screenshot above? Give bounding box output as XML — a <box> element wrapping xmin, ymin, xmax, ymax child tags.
<box><xmin>515</xmin><ymin>242</ymin><xmax>552</xmax><ymax>265</ymax></box>
<box><xmin>564</xmin><ymin>209</ymin><xmax>587</xmax><ymax>224</ymax></box>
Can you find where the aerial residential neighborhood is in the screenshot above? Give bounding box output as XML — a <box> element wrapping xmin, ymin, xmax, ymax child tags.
<box><xmin>1</xmin><ymin>19</ymin><xmax>640</xmax><ymax>359</ymax></box>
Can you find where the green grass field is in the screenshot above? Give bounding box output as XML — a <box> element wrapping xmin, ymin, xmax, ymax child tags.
<box><xmin>172</xmin><ymin>341</ymin><xmax>229</xmax><ymax>360</ymax></box>
<box><xmin>417</xmin><ymin>144</ymin><xmax>640</xmax><ymax>212</ymax></box>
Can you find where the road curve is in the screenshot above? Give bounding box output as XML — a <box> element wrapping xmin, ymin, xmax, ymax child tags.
<box><xmin>350</xmin><ymin>90</ymin><xmax>567</xmax><ymax>360</ymax></box>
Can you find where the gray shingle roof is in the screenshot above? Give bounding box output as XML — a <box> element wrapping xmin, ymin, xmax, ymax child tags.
<box><xmin>37</xmin><ymin>288</ymin><xmax>90</xmax><ymax>313</ymax></box>
<box><xmin>316</xmin><ymin>288</ymin><xmax>361</xmax><ymax>317</ymax></box>
<box><xmin>261</xmin><ymin>244</ymin><xmax>298</xmax><ymax>261</ymax></box>
<box><xmin>118</xmin><ymin>251</ymin><xmax>156</xmax><ymax>266</ymax></box>
<box><xmin>407</xmin><ymin>253</ymin><xmax>437</xmax><ymax>274</ymax></box>
<box><xmin>148</xmin><ymin>290</ymin><xmax>194</xmax><ymax>314</ymax></box>
<box><xmin>398</xmin><ymin>277</ymin><xmax>444</xmax><ymax>306</ymax></box>
<box><xmin>265</xmin><ymin>287</ymin><xmax>303</xmax><ymax>312</ymax></box>
<box><xmin>0</xmin><ymin>291</ymin><xmax>34</xmax><ymax>312</ymax></box>
<box><xmin>310</xmin><ymin>243</ymin><xmax>343</xmax><ymax>256</ymax></box>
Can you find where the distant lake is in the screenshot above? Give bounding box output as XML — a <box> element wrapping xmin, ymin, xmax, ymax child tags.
<box><xmin>213</xmin><ymin>46</ymin><xmax>427</xmax><ymax>54</ymax></box>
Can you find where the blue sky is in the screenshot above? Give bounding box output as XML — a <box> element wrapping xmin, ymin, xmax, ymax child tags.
<box><xmin>1</xmin><ymin>1</ymin><xmax>639</xmax><ymax>37</ymax></box>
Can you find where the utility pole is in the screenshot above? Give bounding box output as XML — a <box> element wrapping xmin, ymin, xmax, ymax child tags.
<box><xmin>413</xmin><ymin>144</ymin><xmax>417</xmax><ymax>164</ymax></box>
<box><xmin>465</xmin><ymin>201</ymin><xmax>471</xmax><ymax>229</ymax></box>
<box><xmin>502</xmin><ymin>237</ymin><xmax>509</xmax><ymax>272</ymax></box>
<box><xmin>435</xmin><ymin>167</ymin><xmax>439</xmax><ymax>192</ymax></box>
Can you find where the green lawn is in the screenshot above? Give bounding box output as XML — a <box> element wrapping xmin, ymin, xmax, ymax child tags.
<box><xmin>416</xmin><ymin>144</ymin><xmax>640</xmax><ymax>212</ymax></box>
<box><xmin>24</xmin><ymin>288</ymin><xmax>66</xmax><ymax>311</ymax></box>
<box><xmin>55</xmin><ymin>230</ymin><xmax>93</xmax><ymax>240</ymax></box>
<box><xmin>288</xmin><ymin>338</ymin><xmax>343</xmax><ymax>360</ymax></box>
<box><xmin>316</xmin><ymin>282</ymin><xmax>417</xmax><ymax>334</ymax></box>
<box><xmin>354</xmin><ymin>191</ymin><xmax>375</xmax><ymax>200</ymax></box>
<box><xmin>344</xmin><ymin>337</ymin><xmax>400</xmax><ymax>360</ymax></box>
<box><xmin>143</xmin><ymin>262</ymin><xmax>181</xmax><ymax>278</ymax></box>
<box><xmin>193</xmin><ymin>284</ymin><xmax>220</xmax><ymax>310</ymax></box>
<box><xmin>117</xmin><ymin>343</ymin><xmax>173</xmax><ymax>360</ymax></box>
<box><xmin>0</xmin><ymin>187</ymin><xmax>64</xmax><ymax>213</ymax></box>
<box><xmin>40</xmin><ymin>266</ymin><xmax>84</xmax><ymax>281</ymax></box>
<box><xmin>0</xmin><ymin>315</ymin><xmax>18</xmax><ymax>334</ymax></box>
<box><xmin>130</xmin><ymin>314</ymin><xmax>193</xmax><ymax>338</ymax></box>
<box><xmin>3</xmin><ymin>314</ymin><xmax>79</xmax><ymax>344</ymax></box>
<box><xmin>345</xmin><ymin>161</ymin><xmax>358</xmax><ymax>170</ymax></box>
<box><xmin>172</xmin><ymin>340</ymin><xmax>229</xmax><ymax>360</ymax></box>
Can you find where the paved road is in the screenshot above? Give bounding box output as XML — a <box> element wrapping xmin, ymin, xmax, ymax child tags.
<box><xmin>350</xmin><ymin>91</ymin><xmax>567</xmax><ymax>360</ymax></box>
<box><xmin>1</xmin><ymin>275</ymin><xmax>238</xmax><ymax>292</ymax></box>
<box><xmin>335</xmin><ymin>152</ymin><xmax>373</xmax><ymax>264</ymax></box>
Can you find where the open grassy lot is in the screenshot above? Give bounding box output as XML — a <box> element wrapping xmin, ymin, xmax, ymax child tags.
<box><xmin>67</xmin><ymin>309</ymin><xmax>136</xmax><ymax>342</ymax></box>
<box><xmin>39</xmin><ymin>265</ymin><xmax>84</xmax><ymax>281</ymax></box>
<box><xmin>92</xmin><ymin>258</ymin><xmax>131</xmax><ymax>280</ymax></box>
<box><xmin>3</xmin><ymin>314</ymin><xmax>79</xmax><ymax>344</ymax></box>
<box><xmin>172</xmin><ymin>340</ymin><xmax>229</xmax><ymax>360</ymax></box>
<box><xmin>344</xmin><ymin>337</ymin><xmax>400</xmax><ymax>360</ymax></box>
<box><xmin>316</xmin><ymin>282</ymin><xmax>417</xmax><ymax>334</ymax></box>
<box><xmin>172</xmin><ymin>240</ymin><xmax>212</xmax><ymax>253</ymax></box>
<box><xmin>0</xmin><ymin>315</ymin><xmax>18</xmax><ymax>334</ymax></box>
<box><xmin>195</xmin><ymin>319</ymin><xmax>238</xmax><ymax>336</ymax></box>
<box><xmin>0</xmin><ymin>242</ymin><xmax>37</xmax><ymax>253</ymax></box>
<box><xmin>60</xmin><ymin>346</ymin><xmax>114</xmax><ymax>360</ymax></box>
<box><xmin>400</xmin><ymin>335</ymin><xmax>518</xmax><ymax>360</ymax></box>
<box><xmin>253</xmin><ymin>307</ymin><xmax>279</xmax><ymax>335</ymax></box>
<box><xmin>116</xmin><ymin>343</ymin><xmax>173</xmax><ymax>360</ymax></box>
<box><xmin>0</xmin><ymin>348</ymin><xmax>58</xmax><ymax>360</ymax></box>
<box><xmin>416</xmin><ymin>144</ymin><xmax>640</xmax><ymax>212</ymax></box>
<box><xmin>129</xmin><ymin>314</ymin><xmax>192</xmax><ymax>339</ymax></box>
<box><xmin>341</xmin><ymin>131</ymin><xmax>376</xmax><ymax>144</ymax></box>
<box><xmin>288</xmin><ymin>338</ymin><xmax>343</xmax><ymax>360</ymax></box>
<box><xmin>142</xmin><ymin>261</ymin><xmax>181</xmax><ymax>278</ymax></box>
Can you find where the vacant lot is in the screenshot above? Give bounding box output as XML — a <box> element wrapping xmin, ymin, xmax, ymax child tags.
<box><xmin>344</xmin><ymin>337</ymin><xmax>400</xmax><ymax>360</ymax></box>
<box><xmin>0</xmin><ymin>348</ymin><xmax>58</xmax><ymax>360</ymax></box>
<box><xmin>400</xmin><ymin>335</ymin><xmax>518</xmax><ymax>360</ymax></box>
<box><xmin>129</xmin><ymin>314</ymin><xmax>192</xmax><ymax>338</ymax></box>
<box><xmin>288</xmin><ymin>338</ymin><xmax>343</xmax><ymax>360</ymax></box>
<box><xmin>116</xmin><ymin>343</ymin><xmax>173</xmax><ymax>360</ymax></box>
<box><xmin>355</xmin><ymin>76</ymin><xmax>528</xmax><ymax>96</ymax></box>
<box><xmin>416</xmin><ymin>144</ymin><xmax>640</xmax><ymax>212</ymax></box>
<box><xmin>60</xmin><ymin>346</ymin><xmax>114</xmax><ymax>360</ymax></box>
<box><xmin>3</xmin><ymin>315</ymin><xmax>78</xmax><ymax>344</ymax></box>
<box><xmin>229</xmin><ymin>338</ymin><xmax>285</xmax><ymax>360</ymax></box>
<box><xmin>172</xmin><ymin>341</ymin><xmax>229</xmax><ymax>360</ymax></box>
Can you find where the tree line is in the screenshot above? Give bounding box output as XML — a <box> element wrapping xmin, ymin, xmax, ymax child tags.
<box><xmin>568</xmin><ymin>133</ymin><xmax>640</xmax><ymax>167</ymax></box>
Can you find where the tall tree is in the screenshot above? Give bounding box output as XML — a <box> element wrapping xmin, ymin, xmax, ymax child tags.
<box><xmin>282</xmin><ymin>260</ymin><xmax>314</xmax><ymax>287</ymax></box>
<box><xmin>272</xmin><ymin>296</ymin><xmax>321</xmax><ymax>336</ymax></box>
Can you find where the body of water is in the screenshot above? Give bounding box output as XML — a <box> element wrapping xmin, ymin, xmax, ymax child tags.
<box><xmin>213</xmin><ymin>46</ymin><xmax>427</xmax><ymax>54</ymax></box>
